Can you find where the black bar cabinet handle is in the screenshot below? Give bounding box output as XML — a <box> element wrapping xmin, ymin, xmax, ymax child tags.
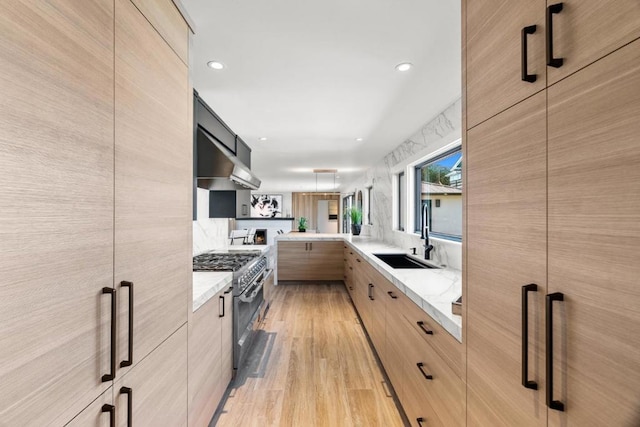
<box><xmin>521</xmin><ymin>25</ymin><xmax>537</xmax><ymax>82</ymax></box>
<box><xmin>546</xmin><ymin>3</ymin><xmax>564</xmax><ymax>68</ymax></box>
<box><xmin>101</xmin><ymin>404</ymin><xmax>115</xmax><ymax>427</ymax></box>
<box><xmin>224</xmin><ymin>286</ymin><xmax>233</xmax><ymax>294</ymax></box>
<box><xmin>309</xmin><ymin>242</ymin><xmax>312</xmax><ymax>251</ymax></box>
<box><xmin>417</xmin><ymin>362</ymin><xmax>433</xmax><ymax>381</ymax></box>
<box><xmin>417</xmin><ymin>417</ymin><xmax>426</xmax><ymax>427</ymax></box>
<box><xmin>387</xmin><ymin>291</ymin><xmax>398</xmax><ymax>299</ymax></box>
<box><xmin>120</xmin><ymin>281</ymin><xmax>133</xmax><ymax>368</ymax></box>
<box><xmin>219</xmin><ymin>295</ymin><xmax>225</xmax><ymax>318</ymax></box>
<box><xmin>368</xmin><ymin>283</ymin><xmax>374</xmax><ymax>300</ymax></box>
<box><xmin>417</xmin><ymin>321</ymin><xmax>433</xmax><ymax>335</ymax></box>
<box><xmin>522</xmin><ymin>284</ymin><xmax>538</xmax><ymax>390</ymax></box>
<box><xmin>102</xmin><ymin>287</ymin><xmax>116</xmax><ymax>382</ymax></box>
<box><xmin>120</xmin><ymin>387</ymin><xmax>132</xmax><ymax>427</ymax></box>
<box><xmin>356</xmin><ymin>258</ymin><xmax>361</xmax><ymax>263</ymax></box>
<box><xmin>546</xmin><ymin>292</ymin><xmax>565</xmax><ymax>411</ymax></box>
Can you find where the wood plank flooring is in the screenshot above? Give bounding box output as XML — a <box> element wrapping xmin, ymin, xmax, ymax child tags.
<box><xmin>213</xmin><ymin>282</ymin><xmax>404</xmax><ymax>427</ymax></box>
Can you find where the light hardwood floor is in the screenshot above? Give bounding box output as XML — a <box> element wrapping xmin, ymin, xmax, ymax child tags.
<box><xmin>213</xmin><ymin>283</ymin><xmax>404</xmax><ymax>427</ymax></box>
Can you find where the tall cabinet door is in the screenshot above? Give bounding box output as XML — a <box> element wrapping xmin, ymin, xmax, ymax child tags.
<box><xmin>0</xmin><ymin>1</ymin><xmax>114</xmax><ymax>425</ymax></box>
<box><xmin>466</xmin><ymin>93</ymin><xmax>547</xmax><ymax>427</ymax></box>
<box><xmin>546</xmin><ymin>0</ymin><xmax>640</xmax><ymax>85</ymax></box>
<box><xmin>114</xmin><ymin>0</ymin><xmax>191</xmax><ymax>376</ymax></box>
<box><xmin>547</xmin><ymin>39</ymin><xmax>640</xmax><ymax>427</ymax></box>
<box><xmin>466</xmin><ymin>0</ymin><xmax>546</xmax><ymax>127</ymax></box>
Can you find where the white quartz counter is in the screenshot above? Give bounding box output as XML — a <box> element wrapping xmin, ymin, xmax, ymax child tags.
<box><xmin>276</xmin><ymin>233</ymin><xmax>462</xmax><ymax>341</ymax></box>
<box><xmin>192</xmin><ymin>272</ymin><xmax>232</xmax><ymax>312</ymax></box>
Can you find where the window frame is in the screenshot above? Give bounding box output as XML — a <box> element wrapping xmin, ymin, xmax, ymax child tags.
<box><xmin>398</xmin><ymin>171</ymin><xmax>405</xmax><ymax>231</ymax></box>
<box><xmin>414</xmin><ymin>146</ymin><xmax>462</xmax><ymax>242</ymax></box>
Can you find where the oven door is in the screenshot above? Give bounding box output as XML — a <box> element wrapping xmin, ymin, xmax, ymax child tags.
<box><xmin>233</xmin><ymin>275</ymin><xmax>265</xmax><ymax>370</ymax></box>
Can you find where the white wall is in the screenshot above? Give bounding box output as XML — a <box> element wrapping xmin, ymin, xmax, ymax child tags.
<box><xmin>342</xmin><ymin>98</ymin><xmax>463</xmax><ymax>270</ymax></box>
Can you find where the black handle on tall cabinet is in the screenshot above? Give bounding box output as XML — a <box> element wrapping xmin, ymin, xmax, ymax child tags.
<box><xmin>102</xmin><ymin>287</ymin><xmax>116</xmax><ymax>382</ymax></box>
<box><xmin>546</xmin><ymin>3</ymin><xmax>564</xmax><ymax>68</ymax></box>
<box><xmin>120</xmin><ymin>387</ymin><xmax>132</xmax><ymax>427</ymax></box>
<box><xmin>387</xmin><ymin>291</ymin><xmax>398</xmax><ymax>299</ymax></box>
<box><xmin>219</xmin><ymin>295</ymin><xmax>225</xmax><ymax>318</ymax></box>
<box><xmin>416</xmin><ymin>417</ymin><xmax>426</xmax><ymax>426</ymax></box>
<box><xmin>522</xmin><ymin>284</ymin><xmax>538</xmax><ymax>390</ymax></box>
<box><xmin>120</xmin><ymin>281</ymin><xmax>133</xmax><ymax>368</ymax></box>
<box><xmin>546</xmin><ymin>292</ymin><xmax>565</xmax><ymax>411</ymax></box>
<box><xmin>368</xmin><ymin>283</ymin><xmax>374</xmax><ymax>300</ymax></box>
<box><xmin>101</xmin><ymin>404</ymin><xmax>115</xmax><ymax>427</ymax></box>
<box><xmin>417</xmin><ymin>362</ymin><xmax>433</xmax><ymax>381</ymax></box>
<box><xmin>521</xmin><ymin>25</ymin><xmax>537</xmax><ymax>82</ymax></box>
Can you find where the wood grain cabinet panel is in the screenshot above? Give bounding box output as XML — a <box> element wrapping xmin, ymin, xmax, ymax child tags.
<box><xmin>129</xmin><ymin>0</ymin><xmax>189</xmax><ymax>64</ymax></box>
<box><xmin>188</xmin><ymin>286</ymin><xmax>233</xmax><ymax>427</ymax></box>
<box><xmin>547</xmin><ymin>39</ymin><xmax>640</xmax><ymax>427</ymax></box>
<box><xmin>466</xmin><ymin>92</ymin><xmax>547</xmax><ymax>427</ymax></box>
<box><xmin>466</xmin><ymin>0</ymin><xmax>546</xmax><ymax>128</ymax></box>
<box><xmin>546</xmin><ymin>0</ymin><xmax>640</xmax><ymax>85</ymax></box>
<box><xmin>278</xmin><ymin>241</ymin><xmax>343</xmax><ymax>281</ymax></box>
<box><xmin>65</xmin><ymin>389</ymin><xmax>114</xmax><ymax>427</ymax></box>
<box><xmin>0</xmin><ymin>1</ymin><xmax>115</xmax><ymax>424</ymax></box>
<box><xmin>115</xmin><ymin>325</ymin><xmax>188</xmax><ymax>427</ymax></box>
<box><xmin>114</xmin><ymin>0</ymin><xmax>191</xmax><ymax>377</ymax></box>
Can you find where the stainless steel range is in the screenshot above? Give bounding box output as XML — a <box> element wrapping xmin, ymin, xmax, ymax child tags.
<box><xmin>193</xmin><ymin>251</ymin><xmax>267</xmax><ymax>370</ymax></box>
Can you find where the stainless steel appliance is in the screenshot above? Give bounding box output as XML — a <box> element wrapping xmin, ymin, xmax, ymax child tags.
<box><xmin>192</xmin><ymin>251</ymin><xmax>267</xmax><ymax>370</ymax></box>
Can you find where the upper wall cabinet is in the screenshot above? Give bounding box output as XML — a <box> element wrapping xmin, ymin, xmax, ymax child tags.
<box><xmin>0</xmin><ymin>1</ymin><xmax>115</xmax><ymax>424</ymax></box>
<box><xmin>546</xmin><ymin>0</ymin><xmax>640</xmax><ymax>85</ymax></box>
<box><xmin>466</xmin><ymin>0</ymin><xmax>546</xmax><ymax>128</ymax></box>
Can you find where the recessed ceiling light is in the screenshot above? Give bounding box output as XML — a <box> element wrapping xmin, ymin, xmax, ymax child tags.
<box><xmin>355</xmin><ymin>137</ymin><xmax>363</xmax><ymax>142</ymax></box>
<box><xmin>258</xmin><ymin>137</ymin><xmax>268</xmax><ymax>141</ymax></box>
<box><xmin>207</xmin><ymin>61</ymin><xmax>225</xmax><ymax>70</ymax></box>
<box><xmin>395</xmin><ymin>62</ymin><xmax>413</xmax><ymax>72</ymax></box>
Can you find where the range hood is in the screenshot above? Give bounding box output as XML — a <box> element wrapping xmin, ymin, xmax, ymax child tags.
<box><xmin>196</xmin><ymin>127</ymin><xmax>261</xmax><ymax>190</ymax></box>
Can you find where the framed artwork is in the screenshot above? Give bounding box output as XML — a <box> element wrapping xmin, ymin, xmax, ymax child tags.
<box><xmin>251</xmin><ymin>194</ymin><xmax>283</xmax><ymax>218</ymax></box>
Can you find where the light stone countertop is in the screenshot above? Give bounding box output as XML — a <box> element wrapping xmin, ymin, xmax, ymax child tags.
<box><xmin>192</xmin><ymin>272</ymin><xmax>233</xmax><ymax>313</ymax></box>
<box><xmin>276</xmin><ymin>233</ymin><xmax>463</xmax><ymax>341</ymax></box>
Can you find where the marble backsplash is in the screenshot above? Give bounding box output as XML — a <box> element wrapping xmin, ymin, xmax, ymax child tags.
<box><xmin>193</xmin><ymin>219</ymin><xmax>229</xmax><ymax>256</ymax></box>
<box><xmin>352</xmin><ymin>98</ymin><xmax>462</xmax><ymax>270</ymax></box>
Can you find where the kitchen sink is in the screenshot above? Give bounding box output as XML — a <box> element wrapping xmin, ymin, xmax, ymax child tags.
<box><xmin>373</xmin><ymin>253</ymin><xmax>440</xmax><ymax>269</ymax></box>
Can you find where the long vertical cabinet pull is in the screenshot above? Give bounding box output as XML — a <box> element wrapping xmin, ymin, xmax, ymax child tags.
<box><xmin>522</xmin><ymin>284</ymin><xmax>538</xmax><ymax>389</ymax></box>
<box><xmin>546</xmin><ymin>3</ymin><xmax>564</xmax><ymax>68</ymax></box>
<box><xmin>101</xmin><ymin>404</ymin><xmax>115</xmax><ymax>427</ymax></box>
<box><xmin>120</xmin><ymin>281</ymin><xmax>133</xmax><ymax>368</ymax></box>
<box><xmin>368</xmin><ymin>283</ymin><xmax>374</xmax><ymax>300</ymax></box>
<box><xmin>416</xmin><ymin>362</ymin><xmax>433</xmax><ymax>381</ymax></box>
<box><xmin>120</xmin><ymin>387</ymin><xmax>132</xmax><ymax>427</ymax></box>
<box><xmin>521</xmin><ymin>25</ymin><xmax>538</xmax><ymax>82</ymax></box>
<box><xmin>546</xmin><ymin>292</ymin><xmax>565</xmax><ymax>411</ymax></box>
<box><xmin>102</xmin><ymin>287</ymin><xmax>116</xmax><ymax>382</ymax></box>
<box><xmin>219</xmin><ymin>295</ymin><xmax>225</xmax><ymax>318</ymax></box>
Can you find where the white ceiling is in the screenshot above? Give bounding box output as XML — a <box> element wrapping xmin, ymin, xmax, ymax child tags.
<box><xmin>183</xmin><ymin>0</ymin><xmax>461</xmax><ymax>192</ymax></box>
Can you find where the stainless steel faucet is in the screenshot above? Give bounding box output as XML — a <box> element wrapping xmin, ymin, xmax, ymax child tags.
<box><xmin>421</xmin><ymin>202</ymin><xmax>434</xmax><ymax>260</ymax></box>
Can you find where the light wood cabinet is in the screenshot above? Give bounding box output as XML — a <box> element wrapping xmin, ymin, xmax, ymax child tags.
<box><xmin>65</xmin><ymin>389</ymin><xmax>114</xmax><ymax>427</ymax></box>
<box><xmin>114</xmin><ymin>0</ymin><xmax>191</xmax><ymax>377</ymax></box>
<box><xmin>188</xmin><ymin>285</ymin><xmax>234</xmax><ymax>427</ymax></box>
<box><xmin>546</xmin><ymin>39</ymin><xmax>640</xmax><ymax>427</ymax></box>
<box><xmin>465</xmin><ymin>1</ymin><xmax>640</xmax><ymax>424</ymax></box>
<box><xmin>466</xmin><ymin>0</ymin><xmax>545</xmax><ymax>127</ymax></box>
<box><xmin>466</xmin><ymin>93</ymin><xmax>547</xmax><ymax>427</ymax></box>
<box><xmin>546</xmin><ymin>0</ymin><xmax>640</xmax><ymax>85</ymax></box>
<box><xmin>0</xmin><ymin>1</ymin><xmax>115</xmax><ymax>424</ymax></box>
<box><xmin>0</xmin><ymin>0</ymin><xmax>190</xmax><ymax>425</ymax></box>
<box><xmin>115</xmin><ymin>324</ymin><xmax>188</xmax><ymax>427</ymax></box>
<box><xmin>277</xmin><ymin>240</ymin><xmax>343</xmax><ymax>281</ymax></box>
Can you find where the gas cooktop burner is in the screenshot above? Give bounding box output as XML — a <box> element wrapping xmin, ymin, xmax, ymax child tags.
<box><xmin>192</xmin><ymin>252</ymin><xmax>260</xmax><ymax>272</ymax></box>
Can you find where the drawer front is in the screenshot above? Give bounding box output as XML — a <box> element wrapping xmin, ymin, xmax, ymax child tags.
<box><xmin>402</xmin><ymin>325</ymin><xmax>464</xmax><ymax>427</ymax></box>
<box><xmin>398</xmin><ymin>291</ymin><xmax>463</xmax><ymax>378</ymax></box>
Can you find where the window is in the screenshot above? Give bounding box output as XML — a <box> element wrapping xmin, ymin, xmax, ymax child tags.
<box><xmin>366</xmin><ymin>186</ymin><xmax>373</xmax><ymax>225</ymax></box>
<box><xmin>398</xmin><ymin>172</ymin><xmax>406</xmax><ymax>231</ymax></box>
<box><xmin>414</xmin><ymin>148</ymin><xmax>462</xmax><ymax>241</ymax></box>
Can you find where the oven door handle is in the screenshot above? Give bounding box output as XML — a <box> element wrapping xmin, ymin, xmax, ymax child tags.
<box><xmin>239</xmin><ymin>280</ymin><xmax>264</xmax><ymax>303</ymax></box>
